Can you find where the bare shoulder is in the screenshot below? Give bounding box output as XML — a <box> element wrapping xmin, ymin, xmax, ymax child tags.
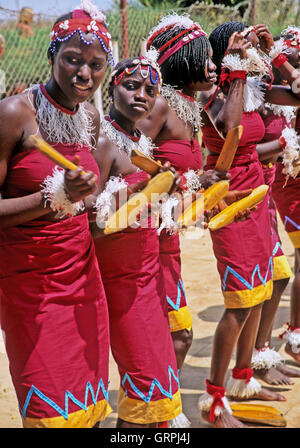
<box><xmin>0</xmin><ymin>93</ymin><xmax>33</xmax><ymax>122</ymax></box>
<box><xmin>84</xmin><ymin>101</ymin><xmax>100</xmax><ymax>121</ymax></box>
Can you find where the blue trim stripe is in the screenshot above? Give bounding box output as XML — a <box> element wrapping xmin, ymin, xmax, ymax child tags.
<box><xmin>273</xmin><ymin>242</ymin><xmax>282</xmax><ymax>257</ymax></box>
<box><xmin>222</xmin><ymin>256</ymin><xmax>273</xmax><ymax>291</ymax></box>
<box><xmin>121</xmin><ymin>366</ymin><xmax>180</xmax><ymax>404</ymax></box>
<box><xmin>20</xmin><ymin>379</ymin><xmax>110</xmax><ymax>420</ymax></box>
<box><xmin>284</xmin><ymin>216</ymin><xmax>300</xmax><ymax>231</ymax></box>
<box><xmin>166</xmin><ymin>279</ymin><xmax>187</xmax><ymax>311</ymax></box>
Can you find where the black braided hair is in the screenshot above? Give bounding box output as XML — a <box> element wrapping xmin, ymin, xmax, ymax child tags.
<box><xmin>209</xmin><ymin>22</ymin><xmax>246</xmax><ymax>76</ymax></box>
<box><xmin>149</xmin><ymin>27</ymin><xmax>211</xmax><ymax>88</ymax></box>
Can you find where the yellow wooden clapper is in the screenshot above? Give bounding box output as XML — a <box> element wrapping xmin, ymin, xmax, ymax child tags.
<box><xmin>104</xmin><ymin>170</ymin><xmax>175</xmax><ymax>235</ymax></box>
<box><xmin>230</xmin><ymin>403</ymin><xmax>287</xmax><ymax>427</ymax></box>
<box><xmin>215</xmin><ymin>125</ymin><xmax>244</xmax><ymax>172</ymax></box>
<box><xmin>130</xmin><ymin>148</ymin><xmax>163</xmax><ymax>175</ymax></box>
<box><xmin>177</xmin><ymin>180</ymin><xmax>230</xmax><ymax>228</ymax></box>
<box><xmin>28</xmin><ymin>135</ymin><xmax>86</xmax><ymax>174</ymax></box>
<box><xmin>208</xmin><ymin>184</ymin><xmax>269</xmax><ymax>231</ymax></box>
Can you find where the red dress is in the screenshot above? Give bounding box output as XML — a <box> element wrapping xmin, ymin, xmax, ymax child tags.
<box><xmin>94</xmin><ymin>171</ymin><xmax>181</xmax><ymax>424</ymax></box>
<box><xmin>0</xmin><ymin>143</ymin><xmax>112</xmax><ymax>427</ymax></box>
<box><xmin>260</xmin><ymin>113</ymin><xmax>292</xmax><ymax>280</ymax></box>
<box><xmin>272</xmin><ymin>111</ymin><xmax>300</xmax><ymax>249</ymax></box>
<box><xmin>203</xmin><ymin>112</ymin><xmax>273</xmax><ymax>308</ymax></box>
<box><xmin>153</xmin><ymin>139</ymin><xmax>203</xmax><ymax>332</ymax></box>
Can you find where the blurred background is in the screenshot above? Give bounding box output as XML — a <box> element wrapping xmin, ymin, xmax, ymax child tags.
<box><xmin>0</xmin><ymin>0</ymin><xmax>299</xmax><ymax>113</ymax></box>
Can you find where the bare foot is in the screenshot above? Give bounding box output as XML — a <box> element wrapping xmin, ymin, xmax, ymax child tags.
<box><xmin>276</xmin><ymin>362</ymin><xmax>300</xmax><ymax>378</ymax></box>
<box><xmin>285</xmin><ymin>343</ymin><xmax>300</xmax><ymax>365</ymax></box>
<box><xmin>201</xmin><ymin>410</ymin><xmax>249</xmax><ymax>428</ymax></box>
<box><xmin>229</xmin><ymin>387</ymin><xmax>286</xmax><ymax>402</ymax></box>
<box><xmin>253</xmin><ymin>367</ymin><xmax>294</xmax><ymax>386</ymax></box>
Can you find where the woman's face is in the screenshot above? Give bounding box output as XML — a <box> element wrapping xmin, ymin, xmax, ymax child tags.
<box><xmin>113</xmin><ymin>67</ymin><xmax>159</xmax><ymax>121</ymax></box>
<box><xmin>51</xmin><ymin>32</ymin><xmax>107</xmax><ymax>107</ymax></box>
<box><xmin>186</xmin><ymin>47</ymin><xmax>217</xmax><ymax>92</ymax></box>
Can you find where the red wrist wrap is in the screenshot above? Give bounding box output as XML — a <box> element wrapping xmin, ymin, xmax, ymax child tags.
<box><xmin>229</xmin><ymin>70</ymin><xmax>247</xmax><ymax>82</ymax></box>
<box><xmin>272</xmin><ymin>53</ymin><xmax>288</xmax><ymax>68</ymax></box>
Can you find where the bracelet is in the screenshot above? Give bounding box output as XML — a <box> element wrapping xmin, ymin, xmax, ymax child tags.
<box><xmin>41</xmin><ymin>166</ymin><xmax>85</xmax><ymax>219</ymax></box>
<box><xmin>272</xmin><ymin>53</ymin><xmax>288</xmax><ymax>68</ymax></box>
<box><xmin>229</xmin><ymin>70</ymin><xmax>247</xmax><ymax>81</ymax></box>
<box><xmin>279</xmin><ymin>135</ymin><xmax>286</xmax><ymax>150</ymax></box>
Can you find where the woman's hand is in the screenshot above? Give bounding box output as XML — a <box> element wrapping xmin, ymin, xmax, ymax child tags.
<box><xmin>203</xmin><ymin>188</ymin><xmax>254</xmax><ymax>228</ymax></box>
<box><xmin>199</xmin><ymin>169</ymin><xmax>230</xmax><ymax>189</ymax></box>
<box><xmin>226</xmin><ymin>32</ymin><xmax>252</xmax><ymax>60</ymax></box>
<box><xmin>64</xmin><ymin>155</ymin><xmax>98</xmax><ymax>203</ymax></box>
<box><xmin>254</xmin><ymin>24</ymin><xmax>274</xmax><ymax>54</ymax></box>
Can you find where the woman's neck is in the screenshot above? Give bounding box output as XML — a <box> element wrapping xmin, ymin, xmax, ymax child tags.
<box><xmin>44</xmin><ymin>79</ymin><xmax>78</xmax><ymax>112</ymax></box>
<box><xmin>109</xmin><ymin>106</ymin><xmax>137</xmax><ymax>136</ymax></box>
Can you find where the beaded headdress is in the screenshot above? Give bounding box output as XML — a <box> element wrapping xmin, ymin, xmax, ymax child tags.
<box><xmin>281</xmin><ymin>26</ymin><xmax>300</xmax><ymax>51</ymax></box>
<box><xmin>146</xmin><ymin>13</ymin><xmax>207</xmax><ymax>66</ymax></box>
<box><xmin>110</xmin><ymin>53</ymin><xmax>162</xmax><ymax>91</ymax></box>
<box><xmin>49</xmin><ymin>0</ymin><xmax>114</xmax><ymax>66</ymax></box>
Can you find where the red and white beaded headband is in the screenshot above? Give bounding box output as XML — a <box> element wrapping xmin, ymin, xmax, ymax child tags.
<box><xmin>282</xmin><ymin>27</ymin><xmax>300</xmax><ymax>51</ymax></box>
<box><xmin>146</xmin><ymin>26</ymin><xmax>207</xmax><ymax>66</ymax></box>
<box><xmin>49</xmin><ymin>9</ymin><xmax>114</xmax><ymax>66</ymax></box>
<box><xmin>111</xmin><ymin>56</ymin><xmax>162</xmax><ymax>90</ymax></box>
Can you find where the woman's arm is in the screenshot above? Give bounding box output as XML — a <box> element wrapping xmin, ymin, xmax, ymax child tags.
<box><xmin>256</xmin><ymin>139</ymin><xmax>283</xmax><ymax>162</ymax></box>
<box><xmin>0</xmin><ymin>97</ymin><xmax>53</xmax><ymax>228</ymax></box>
<box><xmin>200</xmin><ymin>33</ymin><xmax>252</xmax><ymax>138</ymax></box>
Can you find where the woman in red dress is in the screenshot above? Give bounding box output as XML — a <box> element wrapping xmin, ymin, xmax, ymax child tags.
<box><xmin>251</xmin><ymin>29</ymin><xmax>300</xmax><ymax>384</ymax></box>
<box><xmin>91</xmin><ymin>56</ymin><xmax>182</xmax><ymax>428</ymax></box>
<box><xmin>0</xmin><ymin>2</ymin><xmax>114</xmax><ymax>428</ymax></box>
<box><xmin>270</xmin><ymin>27</ymin><xmax>300</xmax><ymax>366</ymax></box>
<box><xmin>198</xmin><ymin>21</ymin><xmax>300</xmax><ymax>427</ymax></box>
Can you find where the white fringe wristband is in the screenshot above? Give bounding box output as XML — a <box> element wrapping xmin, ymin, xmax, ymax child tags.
<box><xmin>94</xmin><ymin>176</ymin><xmax>128</xmax><ymax>228</ymax></box>
<box><xmin>41</xmin><ymin>166</ymin><xmax>85</xmax><ymax>219</ymax></box>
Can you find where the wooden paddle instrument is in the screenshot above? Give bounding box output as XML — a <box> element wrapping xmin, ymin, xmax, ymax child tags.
<box><xmin>130</xmin><ymin>148</ymin><xmax>163</xmax><ymax>175</ymax></box>
<box><xmin>103</xmin><ymin>170</ymin><xmax>175</xmax><ymax>235</ymax></box>
<box><xmin>28</xmin><ymin>135</ymin><xmax>86</xmax><ymax>174</ymax></box>
<box><xmin>177</xmin><ymin>180</ymin><xmax>229</xmax><ymax>228</ymax></box>
<box><xmin>208</xmin><ymin>184</ymin><xmax>269</xmax><ymax>231</ymax></box>
<box><xmin>230</xmin><ymin>403</ymin><xmax>287</xmax><ymax>427</ymax></box>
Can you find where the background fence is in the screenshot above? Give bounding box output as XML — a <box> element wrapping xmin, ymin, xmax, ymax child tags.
<box><xmin>0</xmin><ymin>0</ymin><xmax>299</xmax><ymax>114</ymax></box>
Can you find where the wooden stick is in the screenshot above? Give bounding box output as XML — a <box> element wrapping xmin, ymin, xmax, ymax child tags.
<box><xmin>28</xmin><ymin>135</ymin><xmax>86</xmax><ymax>174</ymax></box>
<box><xmin>130</xmin><ymin>148</ymin><xmax>163</xmax><ymax>175</ymax></box>
<box><xmin>215</xmin><ymin>125</ymin><xmax>244</xmax><ymax>172</ymax></box>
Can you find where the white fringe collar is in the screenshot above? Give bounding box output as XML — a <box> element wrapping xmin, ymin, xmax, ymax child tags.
<box><xmin>35</xmin><ymin>85</ymin><xmax>95</xmax><ymax>149</ymax></box>
<box><xmin>101</xmin><ymin>117</ymin><xmax>155</xmax><ymax>158</ymax></box>
<box><xmin>161</xmin><ymin>84</ymin><xmax>202</xmax><ymax>131</ymax></box>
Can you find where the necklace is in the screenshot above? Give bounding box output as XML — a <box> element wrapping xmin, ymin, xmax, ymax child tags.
<box><xmin>101</xmin><ymin>116</ymin><xmax>155</xmax><ymax>157</ymax></box>
<box><xmin>35</xmin><ymin>84</ymin><xmax>96</xmax><ymax>149</ymax></box>
<box><xmin>160</xmin><ymin>84</ymin><xmax>202</xmax><ymax>133</ymax></box>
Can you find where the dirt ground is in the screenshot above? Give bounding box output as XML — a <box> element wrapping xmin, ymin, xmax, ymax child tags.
<box><xmin>1</xmin><ymin>217</ymin><xmax>300</xmax><ymax>429</ymax></box>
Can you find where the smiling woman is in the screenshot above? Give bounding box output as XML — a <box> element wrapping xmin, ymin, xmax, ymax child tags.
<box><xmin>0</xmin><ymin>0</ymin><xmax>114</xmax><ymax>428</ymax></box>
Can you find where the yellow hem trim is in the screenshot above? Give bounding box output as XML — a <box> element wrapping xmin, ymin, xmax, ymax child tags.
<box><xmin>117</xmin><ymin>388</ymin><xmax>182</xmax><ymax>424</ymax></box>
<box><xmin>22</xmin><ymin>399</ymin><xmax>113</xmax><ymax>428</ymax></box>
<box><xmin>224</xmin><ymin>279</ymin><xmax>273</xmax><ymax>309</ymax></box>
<box><xmin>288</xmin><ymin>231</ymin><xmax>300</xmax><ymax>249</ymax></box>
<box><xmin>273</xmin><ymin>255</ymin><xmax>292</xmax><ymax>280</ymax></box>
<box><xmin>168</xmin><ymin>306</ymin><xmax>192</xmax><ymax>332</ymax></box>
